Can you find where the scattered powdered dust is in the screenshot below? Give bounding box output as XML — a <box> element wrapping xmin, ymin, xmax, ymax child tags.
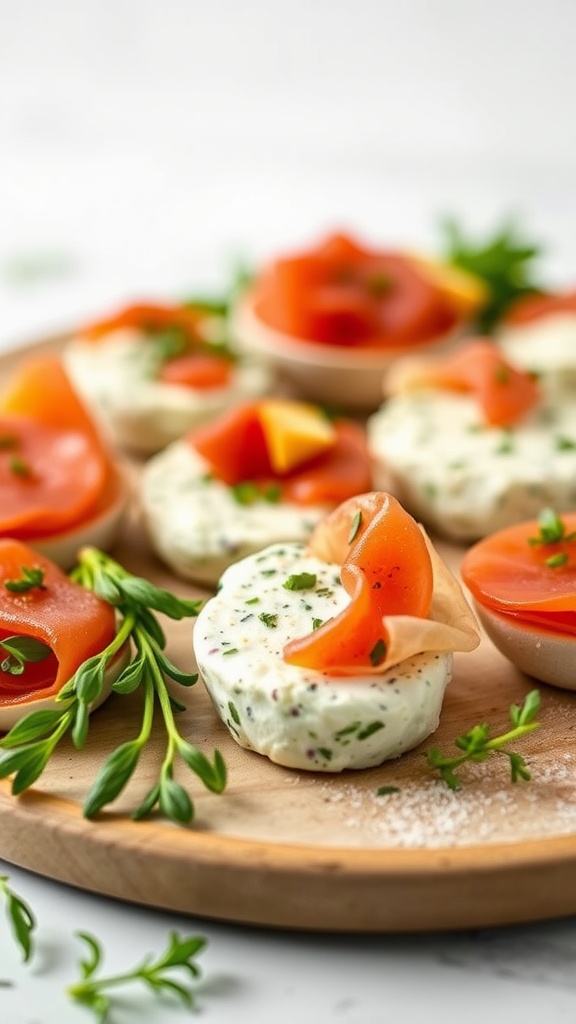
<box><xmin>313</xmin><ymin>754</ymin><xmax>576</xmax><ymax>849</ymax></box>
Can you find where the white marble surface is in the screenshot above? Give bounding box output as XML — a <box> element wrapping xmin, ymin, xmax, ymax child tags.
<box><xmin>3</xmin><ymin>2</ymin><xmax>576</xmax><ymax>1020</ymax></box>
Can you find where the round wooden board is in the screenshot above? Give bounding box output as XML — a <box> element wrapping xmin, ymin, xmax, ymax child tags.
<box><xmin>1</xmin><ymin>334</ymin><xmax>576</xmax><ymax>933</ymax></box>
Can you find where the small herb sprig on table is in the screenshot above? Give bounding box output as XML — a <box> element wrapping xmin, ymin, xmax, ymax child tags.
<box><xmin>68</xmin><ymin>930</ymin><xmax>206</xmax><ymax>1023</ymax></box>
<box><xmin>0</xmin><ymin>547</ymin><xmax>226</xmax><ymax>825</ymax></box>
<box><xmin>440</xmin><ymin>216</ymin><xmax>544</xmax><ymax>333</ymax></box>
<box><xmin>427</xmin><ymin>689</ymin><xmax>541</xmax><ymax>790</ymax></box>
<box><xmin>0</xmin><ymin>874</ymin><xmax>36</xmax><ymax>963</ymax></box>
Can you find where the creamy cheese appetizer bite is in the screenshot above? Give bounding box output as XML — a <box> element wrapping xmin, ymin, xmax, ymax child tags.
<box><xmin>0</xmin><ymin>355</ymin><xmax>127</xmax><ymax>567</ymax></box>
<box><xmin>141</xmin><ymin>398</ymin><xmax>372</xmax><ymax>587</ymax></box>
<box><xmin>0</xmin><ymin>539</ymin><xmax>129</xmax><ymax>731</ymax></box>
<box><xmin>233</xmin><ymin>231</ymin><xmax>485</xmax><ymax>409</ymax></box>
<box><xmin>461</xmin><ymin>507</ymin><xmax>576</xmax><ymax>690</ymax></box>
<box><xmin>498</xmin><ymin>289</ymin><xmax>576</xmax><ymax>395</ymax></box>
<box><xmin>193</xmin><ymin>492</ymin><xmax>480</xmax><ymax>771</ymax></box>
<box><xmin>368</xmin><ymin>339</ymin><xmax>576</xmax><ymax>542</ymax></box>
<box><xmin>64</xmin><ymin>301</ymin><xmax>271</xmax><ymax>453</ymax></box>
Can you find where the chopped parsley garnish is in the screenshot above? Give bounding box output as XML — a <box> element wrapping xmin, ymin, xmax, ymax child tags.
<box><xmin>545</xmin><ymin>552</ymin><xmax>569</xmax><ymax>569</ymax></box>
<box><xmin>245</xmin><ymin>596</ymin><xmax>260</xmax><ymax>605</ymax></box>
<box><xmin>230</xmin><ymin>481</ymin><xmax>282</xmax><ymax>506</ymax></box>
<box><xmin>312</xmin><ymin>618</ymin><xmax>324</xmax><ymax>631</ymax></box>
<box><xmin>555</xmin><ymin>435</ymin><xmax>576</xmax><ymax>451</ymax></box>
<box><xmin>376</xmin><ymin>785</ymin><xmax>400</xmax><ymax>796</ymax></box>
<box><xmin>369</xmin><ymin>638</ymin><xmax>387</xmax><ymax>667</ymax></box>
<box><xmin>283</xmin><ymin>572</ymin><xmax>317</xmax><ymax>591</ymax></box>
<box><xmin>528</xmin><ymin>507</ymin><xmax>576</xmax><ymax>547</ymax></box>
<box><xmin>9</xmin><ymin>456</ymin><xmax>32</xmax><ymax>478</ymax></box>
<box><xmin>258</xmin><ymin>612</ymin><xmax>278</xmax><ymax>629</ymax></box>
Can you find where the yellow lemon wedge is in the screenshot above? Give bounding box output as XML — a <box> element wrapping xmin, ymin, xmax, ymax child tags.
<box><xmin>259</xmin><ymin>399</ymin><xmax>336</xmax><ymax>474</ymax></box>
<box><xmin>409</xmin><ymin>253</ymin><xmax>489</xmax><ymax>318</ymax></box>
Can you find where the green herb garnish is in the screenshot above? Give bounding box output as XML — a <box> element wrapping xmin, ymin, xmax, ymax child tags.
<box><xmin>368</xmin><ymin>638</ymin><xmax>386</xmax><ymax>667</ymax></box>
<box><xmin>427</xmin><ymin>689</ymin><xmax>540</xmax><ymax>790</ymax></box>
<box><xmin>440</xmin><ymin>216</ymin><xmax>544</xmax><ymax>333</ymax></box>
<box><xmin>545</xmin><ymin>552</ymin><xmax>569</xmax><ymax>569</ymax></box>
<box><xmin>0</xmin><ymin>875</ymin><xmax>35</xmax><ymax>963</ymax></box>
<box><xmin>9</xmin><ymin>455</ymin><xmax>32</xmax><ymax>478</ymax></box>
<box><xmin>258</xmin><ymin>612</ymin><xmax>278</xmax><ymax>629</ymax></box>
<box><xmin>0</xmin><ymin>548</ymin><xmax>226</xmax><ymax>825</ymax></box>
<box><xmin>0</xmin><ymin>635</ymin><xmax>51</xmax><ymax>676</ymax></box>
<box><xmin>348</xmin><ymin>509</ymin><xmax>362</xmax><ymax>544</ymax></box>
<box><xmin>283</xmin><ymin>572</ymin><xmax>317</xmax><ymax>591</ymax></box>
<box><xmin>67</xmin><ymin>930</ymin><xmax>206</xmax><ymax>1022</ymax></box>
<box><xmin>4</xmin><ymin>565</ymin><xmax>46</xmax><ymax>593</ymax></box>
<box><xmin>528</xmin><ymin>507</ymin><xmax>576</xmax><ymax>547</ymax></box>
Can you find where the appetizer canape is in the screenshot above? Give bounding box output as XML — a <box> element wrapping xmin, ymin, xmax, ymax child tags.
<box><xmin>498</xmin><ymin>288</ymin><xmax>576</xmax><ymax>394</ymax></box>
<box><xmin>367</xmin><ymin>339</ymin><xmax>576</xmax><ymax>541</ymax></box>
<box><xmin>140</xmin><ymin>398</ymin><xmax>372</xmax><ymax>586</ymax></box>
<box><xmin>0</xmin><ymin>356</ymin><xmax>127</xmax><ymax>567</ymax></box>
<box><xmin>64</xmin><ymin>301</ymin><xmax>271</xmax><ymax>453</ymax></box>
<box><xmin>193</xmin><ymin>492</ymin><xmax>480</xmax><ymax>771</ymax></box>
<box><xmin>0</xmin><ymin>539</ymin><xmax>129</xmax><ymax>731</ymax></box>
<box><xmin>232</xmin><ymin>231</ymin><xmax>485</xmax><ymax>409</ymax></box>
<box><xmin>461</xmin><ymin>508</ymin><xmax>576</xmax><ymax>690</ymax></box>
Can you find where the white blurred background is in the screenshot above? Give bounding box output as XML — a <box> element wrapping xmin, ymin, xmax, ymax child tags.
<box><xmin>2</xmin><ymin>0</ymin><xmax>576</xmax><ymax>343</ymax></box>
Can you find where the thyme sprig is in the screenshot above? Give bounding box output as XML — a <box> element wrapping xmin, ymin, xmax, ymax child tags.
<box><xmin>427</xmin><ymin>689</ymin><xmax>540</xmax><ymax>790</ymax></box>
<box><xmin>0</xmin><ymin>547</ymin><xmax>226</xmax><ymax>824</ymax></box>
<box><xmin>68</xmin><ymin>930</ymin><xmax>206</xmax><ymax>1023</ymax></box>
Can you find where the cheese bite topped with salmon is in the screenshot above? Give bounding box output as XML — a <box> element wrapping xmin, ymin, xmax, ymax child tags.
<box><xmin>367</xmin><ymin>339</ymin><xmax>576</xmax><ymax>541</ymax></box>
<box><xmin>0</xmin><ymin>355</ymin><xmax>126</xmax><ymax>567</ymax></box>
<box><xmin>64</xmin><ymin>301</ymin><xmax>271</xmax><ymax>453</ymax></box>
<box><xmin>140</xmin><ymin>398</ymin><xmax>372</xmax><ymax>587</ymax></box>
<box><xmin>193</xmin><ymin>492</ymin><xmax>479</xmax><ymax>771</ymax></box>
<box><xmin>0</xmin><ymin>539</ymin><xmax>130</xmax><ymax>731</ymax></box>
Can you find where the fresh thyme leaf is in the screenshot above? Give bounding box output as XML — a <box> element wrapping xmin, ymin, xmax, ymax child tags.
<box><xmin>427</xmin><ymin>689</ymin><xmax>541</xmax><ymax>789</ymax></box>
<box><xmin>0</xmin><ymin>635</ymin><xmax>51</xmax><ymax>676</ymax></box>
<box><xmin>4</xmin><ymin>566</ymin><xmax>46</xmax><ymax>593</ymax></box>
<box><xmin>283</xmin><ymin>572</ymin><xmax>317</xmax><ymax>591</ymax></box>
<box><xmin>440</xmin><ymin>216</ymin><xmax>544</xmax><ymax>332</ymax></box>
<box><xmin>348</xmin><ymin>509</ymin><xmax>362</xmax><ymax>544</ymax></box>
<box><xmin>0</xmin><ymin>876</ymin><xmax>36</xmax><ymax>963</ymax></box>
<box><xmin>0</xmin><ymin>547</ymin><xmax>225</xmax><ymax>825</ymax></box>
<box><xmin>67</xmin><ymin>929</ymin><xmax>207</xmax><ymax>1021</ymax></box>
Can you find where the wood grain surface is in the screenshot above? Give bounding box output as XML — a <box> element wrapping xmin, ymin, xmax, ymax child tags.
<box><xmin>1</xmin><ymin>335</ymin><xmax>576</xmax><ymax>933</ymax></box>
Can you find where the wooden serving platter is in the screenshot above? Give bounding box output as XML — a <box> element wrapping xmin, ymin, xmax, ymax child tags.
<box><xmin>1</xmin><ymin>335</ymin><xmax>576</xmax><ymax>933</ymax></box>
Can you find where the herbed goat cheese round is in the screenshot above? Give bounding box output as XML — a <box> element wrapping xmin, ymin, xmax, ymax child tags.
<box><xmin>367</xmin><ymin>391</ymin><xmax>576</xmax><ymax>542</ymax></box>
<box><xmin>498</xmin><ymin>313</ymin><xmax>576</xmax><ymax>395</ymax></box>
<box><xmin>63</xmin><ymin>329</ymin><xmax>271</xmax><ymax>453</ymax></box>
<box><xmin>193</xmin><ymin>543</ymin><xmax>452</xmax><ymax>771</ymax></box>
<box><xmin>140</xmin><ymin>442</ymin><xmax>330</xmax><ymax>586</ymax></box>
